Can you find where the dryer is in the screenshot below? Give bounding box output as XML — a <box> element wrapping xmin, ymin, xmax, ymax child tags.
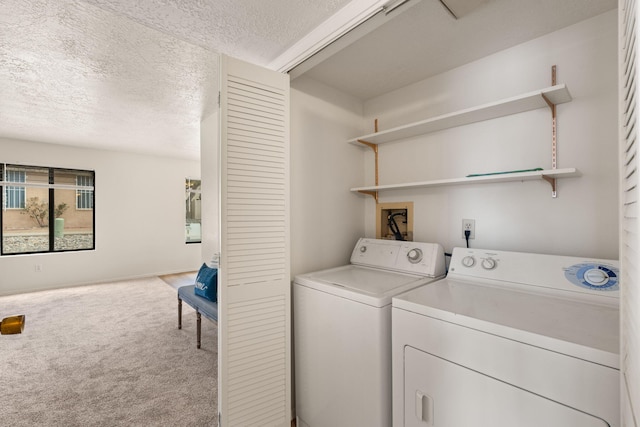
<box><xmin>392</xmin><ymin>247</ymin><xmax>620</xmax><ymax>427</ymax></box>
<box><xmin>294</xmin><ymin>238</ymin><xmax>445</xmax><ymax>427</ymax></box>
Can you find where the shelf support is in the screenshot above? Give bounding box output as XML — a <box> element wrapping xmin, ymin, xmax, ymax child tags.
<box><xmin>357</xmin><ymin>190</ymin><xmax>379</xmax><ymax>201</ymax></box>
<box><xmin>541</xmin><ymin>175</ymin><xmax>557</xmax><ymax>198</ymax></box>
<box><xmin>358</xmin><ymin>138</ymin><xmax>379</xmax><ymax>202</ymax></box>
<box><xmin>541</xmin><ymin>65</ymin><xmax>558</xmax><ymax>198</ymax></box>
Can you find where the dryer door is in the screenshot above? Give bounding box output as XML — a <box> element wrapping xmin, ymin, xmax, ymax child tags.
<box><xmin>403</xmin><ymin>346</ymin><xmax>608</xmax><ymax>427</ymax></box>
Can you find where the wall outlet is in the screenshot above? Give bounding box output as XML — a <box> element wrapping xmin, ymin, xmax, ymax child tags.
<box><xmin>462</xmin><ymin>219</ymin><xmax>475</xmax><ymax>239</ymax></box>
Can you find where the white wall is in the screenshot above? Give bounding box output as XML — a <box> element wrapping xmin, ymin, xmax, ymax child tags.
<box><xmin>0</xmin><ymin>138</ymin><xmax>201</xmax><ymax>295</ymax></box>
<box><xmin>290</xmin><ymin>77</ymin><xmax>366</xmax><ymax>276</ymax></box>
<box><xmin>360</xmin><ymin>10</ymin><xmax>618</xmax><ymax>259</ymax></box>
<box><xmin>200</xmin><ymin>110</ymin><xmax>220</xmax><ymax>266</ymax></box>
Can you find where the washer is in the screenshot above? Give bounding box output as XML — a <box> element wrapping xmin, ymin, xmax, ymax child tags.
<box><xmin>294</xmin><ymin>238</ymin><xmax>446</xmax><ymax>427</ymax></box>
<box><xmin>392</xmin><ymin>247</ymin><xmax>620</xmax><ymax>427</ymax></box>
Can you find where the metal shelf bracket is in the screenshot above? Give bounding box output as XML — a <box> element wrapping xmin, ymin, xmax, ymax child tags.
<box><xmin>541</xmin><ymin>65</ymin><xmax>559</xmax><ymax>198</ymax></box>
<box><xmin>541</xmin><ymin>175</ymin><xmax>557</xmax><ymax>198</ymax></box>
<box><xmin>358</xmin><ymin>120</ymin><xmax>380</xmax><ymax>202</ymax></box>
<box><xmin>357</xmin><ymin>190</ymin><xmax>379</xmax><ymax>202</ymax></box>
<box><xmin>357</xmin><ymin>138</ymin><xmax>379</xmax><ymax>202</ymax></box>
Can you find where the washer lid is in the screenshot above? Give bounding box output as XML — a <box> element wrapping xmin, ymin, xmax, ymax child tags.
<box><xmin>295</xmin><ymin>265</ymin><xmax>439</xmax><ymax>307</ymax></box>
<box><xmin>393</xmin><ymin>278</ymin><xmax>620</xmax><ymax>368</ymax></box>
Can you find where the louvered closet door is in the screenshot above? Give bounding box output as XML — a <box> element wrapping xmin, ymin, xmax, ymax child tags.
<box><xmin>619</xmin><ymin>1</ymin><xmax>640</xmax><ymax>425</ymax></box>
<box><xmin>218</xmin><ymin>55</ymin><xmax>291</xmax><ymax>427</ymax></box>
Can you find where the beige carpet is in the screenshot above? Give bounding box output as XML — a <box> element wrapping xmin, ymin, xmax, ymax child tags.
<box><xmin>0</xmin><ymin>277</ymin><xmax>217</xmax><ymax>426</ymax></box>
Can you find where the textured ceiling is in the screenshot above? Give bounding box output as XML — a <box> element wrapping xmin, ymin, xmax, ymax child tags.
<box><xmin>82</xmin><ymin>0</ymin><xmax>353</xmax><ymax>66</ymax></box>
<box><xmin>0</xmin><ymin>0</ymin><xmax>218</xmax><ymax>160</ymax></box>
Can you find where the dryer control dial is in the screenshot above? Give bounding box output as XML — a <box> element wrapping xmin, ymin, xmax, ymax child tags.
<box><xmin>481</xmin><ymin>258</ymin><xmax>497</xmax><ymax>270</ymax></box>
<box><xmin>584</xmin><ymin>268</ymin><xmax>610</xmax><ymax>286</ymax></box>
<box><xmin>359</xmin><ymin>245</ymin><xmax>367</xmax><ymax>253</ymax></box>
<box><xmin>407</xmin><ymin>248</ymin><xmax>423</xmax><ymax>264</ymax></box>
<box><xmin>461</xmin><ymin>256</ymin><xmax>476</xmax><ymax>268</ymax></box>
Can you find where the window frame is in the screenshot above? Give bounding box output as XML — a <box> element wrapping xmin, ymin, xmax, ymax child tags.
<box><xmin>1</xmin><ymin>163</ymin><xmax>95</xmax><ymax>256</ymax></box>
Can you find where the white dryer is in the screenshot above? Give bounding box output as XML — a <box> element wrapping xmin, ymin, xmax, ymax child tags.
<box><xmin>294</xmin><ymin>238</ymin><xmax>446</xmax><ymax>427</ymax></box>
<box><xmin>392</xmin><ymin>247</ymin><xmax>620</xmax><ymax>427</ymax></box>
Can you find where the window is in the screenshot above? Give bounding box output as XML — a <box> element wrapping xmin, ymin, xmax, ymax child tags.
<box><xmin>76</xmin><ymin>174</ymin><xmax>94</xmax><ymax>210</ymax></box>
<box><xmin>185</xmin><ymin>178</ymin><xmax>201</xmax><ymax>243</ymax></box>
<box><xmin>4</xmin><ymin>169</ymin><xmax>25</xmax><ymax>209</ymax></box>
<box><xmin>1</xmin><ymin>164</ymin><xmax>95</xmax><ymax>255</ymax></box>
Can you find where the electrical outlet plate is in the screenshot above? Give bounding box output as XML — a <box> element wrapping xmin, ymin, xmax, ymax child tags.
<box><xmin>462</xmin><ymin>219</ymin><xmax>475</xmax><ymax>239</ymax></box>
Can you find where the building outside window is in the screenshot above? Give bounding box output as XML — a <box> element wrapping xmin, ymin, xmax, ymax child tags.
<box><xmin>185</xmin><ymin>178</ymin><xmax>201</xmax><ymax>243</ymax></box>
<box><xmin>1</xmin><ymin>164</ymin><xmax>95</xmax><ymax>255</ymax></box>
<box><xmin>76</xmin><ymin>174</ymin><xmax>94</xmax><ymax>210</ymax></box>
<box><xmin>4</xmin><ymin>170</ymin><xmax>25</xmax><ymax>209</ymax></box>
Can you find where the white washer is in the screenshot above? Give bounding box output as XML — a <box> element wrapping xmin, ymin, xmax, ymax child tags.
<box><xmin>294</xmin><ymin>238</ymin><xmax>446</xmax><ymax>427</ymax></box>
<box><xmin>392</xmin><ymin>247</ymin><xmax>620</xmax><ymax>427</ymax></box>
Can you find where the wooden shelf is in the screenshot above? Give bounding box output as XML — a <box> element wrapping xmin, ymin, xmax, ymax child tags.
<box><xmin>348</xmin><ymin>84</ymin><xmax>571</xmax><ymax>146</ymax></box>
<box><xmin>350</xmin><ymin>168</ymin><xmax>580</xmax><ymax>194</ymax></box>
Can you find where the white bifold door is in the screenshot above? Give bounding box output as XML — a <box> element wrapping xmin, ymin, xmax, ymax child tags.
<box><xmin>619</xmin><ymin>1</ymin><xmax>640</xmax><ymax>425</ymax></box>
<box><xmin>217</xmin><ymin>55</ymin><xmax>291</xmax><ymax>426</ymax></box>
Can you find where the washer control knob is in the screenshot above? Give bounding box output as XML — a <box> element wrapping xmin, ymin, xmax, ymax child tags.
<box><xmin>584</xmin><ymin>268</ymin><xmax>609</xmax><ymax>286</ymax></box>
<box><xmin>462</xmin><ymin>256</ymin><xmax>475</xmax><ymax>268</ymax></box>
<box><xmin>481</xmin><ymin>258</ymin><xmax>497</xmax><ymax>270</ymax></box>
<box><xmin>359</xmin><ymin>246</ymin><xmax>367</xmax><ymax>253</ymax></box>
<box><xmin>407</xmin><ymin>248</ymin><xmax>423</xmax><ymax>264</ymax></box>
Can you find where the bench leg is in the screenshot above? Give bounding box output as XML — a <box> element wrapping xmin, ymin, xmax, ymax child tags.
<box><xmin>178</xmin><ymin>297</ymin><xmax>182</xmax><ymax>330</ymax></box>
<box><xmin>196</xmin><ymin>311</ymin><xmax>202</xmax><ymax>349</ymax></box>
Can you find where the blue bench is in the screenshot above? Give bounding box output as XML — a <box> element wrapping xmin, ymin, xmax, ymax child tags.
<box><xmin>177</xmin><ymin>285</ymin><xmax>218</xmax><ymax>349</ymax></box>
